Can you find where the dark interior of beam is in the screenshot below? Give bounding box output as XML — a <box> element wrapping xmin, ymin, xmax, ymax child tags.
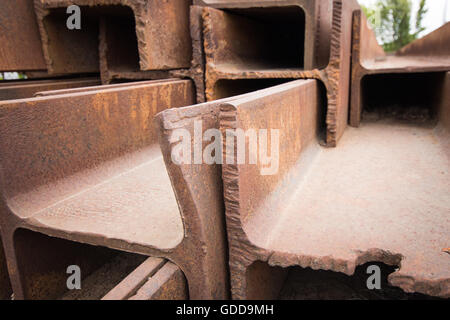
<box><xmin>246</xmin><ymin>261</ymin><xmax>442</xmax><ymax>300</ymax></box>
<box><xmin>218</xmin><ymin>6</ymin><xmax>305</xmax><ymax>69</ymax></box>
<box><xmin>0</xmin><ymin>236</ymin><xmax>12</xmax><ymax>300</ymax></box>
<box><xmin>100</xmin><ymin>7</ymin><xmax>141</xmax><ymax>73</ymax></box>
<box><xmin>43</xmin><ymin>6</ymin><xmax>140</xmax><ymax>74</ymax></box>
<box><xmin>43</xmin><ymin>7</ymin><xmax>100</xmax><ymax>73</ymax></box>
<box><xmin>13</xmin><ymin>229</ymin><xmax>147</xmax><ymax>300</ymax></box>
<box><xmin>361</xmin><ymin>72</ymin><xmax>447</xmax><ymax>125</ymax></box>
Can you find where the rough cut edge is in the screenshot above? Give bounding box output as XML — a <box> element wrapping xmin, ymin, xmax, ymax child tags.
<box><xmin>323</xmin><ymin>0</ymin><xmax>342</xmax><ymax>148</ymax></box>
<box><xmin>189</xmin><ymin>5</ymin><xmax>207</xmax><ymax>103</ymax></box>
<box><xmin>349</xmin><ymin>10</ymin><xmax>363</xmax><ymax>128</ymax></box>
<box><xmin>201</xmin><ymin>8</ymin><xmax>218</xmax><ymax>102</ymax></box>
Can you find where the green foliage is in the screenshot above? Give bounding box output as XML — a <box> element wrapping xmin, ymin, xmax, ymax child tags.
<box><xmin>363</xmin><ymin>0</ymin><xmax>428</xmax><ymax>52</ymax></box>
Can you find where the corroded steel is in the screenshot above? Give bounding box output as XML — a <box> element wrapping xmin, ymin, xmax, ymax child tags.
<box><xmin>0</xmin><ymin>0</ymin><xmax>47</xmax><ymax>71</ymax></box>
<box><xmin>350</xmin><ymin>13</ymin><xmax>450</xmax><ymax>127</ymax></box>
<box><xmin>171</xmin><ymin>5</ymin><xmax>208</xmax><ymax>103</ymax></box>
<box><xmin>128</xmin><ymin>261</ymin><xmax>188</xmax><ymax>300</ymax></box>
<box><xmin>197</xmin><ymin>0</ymin><xmax>359</xmax><ymax>147</ymax></box>
<box><xmin>219</xmin><ymin>80</ymin><xmax>450</xmax><ymax>299</ymax></box>
<box><xmin>102</xmin><ymin>257</ymin><xmax>166</xmax><ymax>300</ymax></box>
<box><xmin>0</xmin><ymin>78</ymin><xmax>100</xmax><ymax>101</ymax></box>
<box><xmin>98</xmin><ymin>16</ymin><xmax>174</xmax><ymax>84</ymax></box>
<box><xmin>155</xmin><ymin>80</ymin><xmax>323</xmax><ymax>302</ymax></box>
<box><xmin>34</xmin><ymin>0</ymin><xmax>192</xmax><ymax>74</ymax></box>
<box><xmin>62</xmin><ymin>255</ymin><xmax>186</xmax><ymax>300</ymax></box>
<box><xmin>0</xmin><ymin>79</ymin><xmax>228</xmax><ymax>300</ymax></box>
<box><xmin>34</xmin><ymin>78</ymin><xmax>178</xmax><ymax>96</ymax></box>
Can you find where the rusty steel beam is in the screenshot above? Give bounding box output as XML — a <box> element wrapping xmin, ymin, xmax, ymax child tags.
<box><xmin>0</xmin><ymin>78</ymin><xmax>100</xmax><ymax>101</ymax></box>
<box><xmin>197</xmin><ymin>0</ymin><xmax>359</xmax><ymax>147</ymax></box>
<box><xmin>34</xmin><ymin>79</ymin><xmax>178</xmax><ymax>96</ymax></box>
<box><xmin>128</xmin><ymin>262</ymin><xmax>188</xmax><ymax>300</ymax></box>
<box><xmin>61</xmin><ymin>254</ymin><xmax>186</xmax><ymax>300</ymax></box>
<box><xmin>98</xmin><ymin>16</ymin><xmax>175</xmax><ymax>84</ymax></box>
<box><xmin>34</xmin><ymin>0</ymin><xmax>192</xmax><ymax>75</ymax></box>
<box><xmin>154</xmin><ymin>80</ymin><xmax>324</xmax><ymax>302</ymax></box>
<box><xmin>0</xmin><ymin>0</ymin><xmax>47</xmax><ymax>72</ymax></box>
<box><xmin>350</xmin><ymin>13</ymin><xmax>450</xmax><ymax>127</ymax></box>
<box><xmin>102</xmin><ymin>257</ymin><xmax>166</xmax><ymax>300</ymax></box>
<box><xmin>219</xmin><ymin>79</ymin><xmax>450</xmax><ymax>299</ymax></box>
<box><xmin>60</xmin><ymin>251</ymin><xmax>148</xmax><ymax>300</ymax></box>
<box><xmin>154</xmin><ymin>84</ymin><xmax>303</xmax><ymax>301</ymax></box>
<box><xmin>103</xmin><ymin>257</ymin><xmax>188</xmax><ymax>300</ymax></box>
<box><xmin>0</xmin><ymin>78</ymin><xmax>228</xmax><ymax>300</ymax></box>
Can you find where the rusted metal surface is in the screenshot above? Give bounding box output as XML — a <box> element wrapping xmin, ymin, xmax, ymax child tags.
<box><xmin>98</xmin><ymin>16</ymin><xmax>174</xmax><ymax>84</ymax></box>
<box><xmin>198</xmin><ymin>0</ymin><xmax>359</xmax><ymax>147</ymax></box>
<box><xmin>396</xmin><ymin>22</ymin><xmax>450</xmax><ymax>58</ymax></box>
<box><xmin>103</xmin><ymin>257</ymin><xmax>188</xmax><ymax>300</ymax></box>
<box><xmin>350</xmin><ymin>13</ymin><xmax>450</xmax><ymax>127</ymax></box>
<box><xmin>35</xmin><ymin>0</ymin><xmax>192</xmax><ymax>75</ymax></box>
<box><xmin>195</xmin><ymin>0</ymin><xmax>359</xmax><ymax>146</ymax></box>
<box><xmin>0</xmin><ymin>78</ymin><xmax>228</xmax><ymax>300</ymax></box>
<box><xmin>219</xmin><ymin>79</ymin><xmax>449</xmax><ymax>299</ymax></box>
<box><xmin>128</xmin><ymin>262</ymin><xmax>188</xmax><ymax>300</ymax></box>
<box><xmin>0</xmin><ymin>0</ymin><xmax>47</xmax><ymax>72</ymax></box>
<box><xmin>171</xmin><ymin>5</ymin><xmax>208</xmax><ymax>103</ymax></box>
<box><xmin>102</xmin><ymin>257</ymin><xmax>166</xmax><ymax>300</ymax></box>
<box><xmin>196</xmin><ymin>0</ymin><xmax>332</xmax><ymax>70</ymax></box>
<box><xmin>60</xmin><ymin>252</ymin><xmax>148</xmax><ymax>300</ymax></box>
<box><xmin>0</xmin><ymin>78</ymin><xmax>100</xmax><ymax>101</ymax></box>
<box><xmin>34</xmin><ymin>78</ymin><xmax>178</xmax><ymax>96</ymax></box>
<box><xmin>155</xmin><ymin>81</ymin><xmax>324</xmax><ymax>301</ymax></box>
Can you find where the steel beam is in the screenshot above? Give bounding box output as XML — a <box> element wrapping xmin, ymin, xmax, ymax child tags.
<box><xmin>34</xmin><ymin>0</ymin><xmax>192</xmax><ymax>75</ymax></box>
<box><xmin>61</xmin><ymin>255</ymin><xmax>186</xmax><ymax>300</ymax></box>
<box><xmin>350</xmin><ymin>13</ymin><xmax>450</xmax><ymax>127</ymax></box>
<box><xmin>102</xmin><ymin>257</ymin><xmax>166</xmax><ymax>300</ymax></box>
<box><xmin>197</xmin><ymin>0</ymin><xmax>359</xmax><ymax>147</ymax></box>
<box><xmin>155</xmin><ymin>80</ymin><xmax>325</xmax><ymax>301</ymax></box>
<box><xmin>128</xmin><ymin>262</ymin><xmax>188</xmax><ymax>300</ymax></box>
<box><xmin>97</xmin><ymin>16</ymin><xmax>174</xmax><ymax>84</ymax></box>
<box><xmin>34</xmin><ymin>79</ymin><xmax>178</xmax><ymax>97</ymax></box>
<box><xmin>0</xmin><ymin>79</ymin><xmax>228</xmax><ymax>299</ymax></box>
<box><xmin>171</xmin><ymin>5</ymin><xmax>208</xmax><ymax>103</ymax></box>
<box><xmin>0</xmin><ymin>0</ymin><xmax>47</xmax><ymax>72</ymax></box>
<box><xmin>0</xmin><ymin>78</ymin><xmax>100</xmax><ymax>101</ymax></box>
<box><xmin>219</xmin><ymin>80</ymin><xmax>450</xmax><ymax>299</ymax></box>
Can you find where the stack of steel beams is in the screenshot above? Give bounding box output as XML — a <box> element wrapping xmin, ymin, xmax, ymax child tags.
<box><xmin>0</xmin><ymin>0</ymin><xmax>448</xmax><ymax>300</ymax></box>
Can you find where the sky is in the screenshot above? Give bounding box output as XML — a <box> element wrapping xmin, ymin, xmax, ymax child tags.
<box><xmin>358</xmin><ymin>0</ymin><xmax>450</xmax><ymax>36</ymax></box>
